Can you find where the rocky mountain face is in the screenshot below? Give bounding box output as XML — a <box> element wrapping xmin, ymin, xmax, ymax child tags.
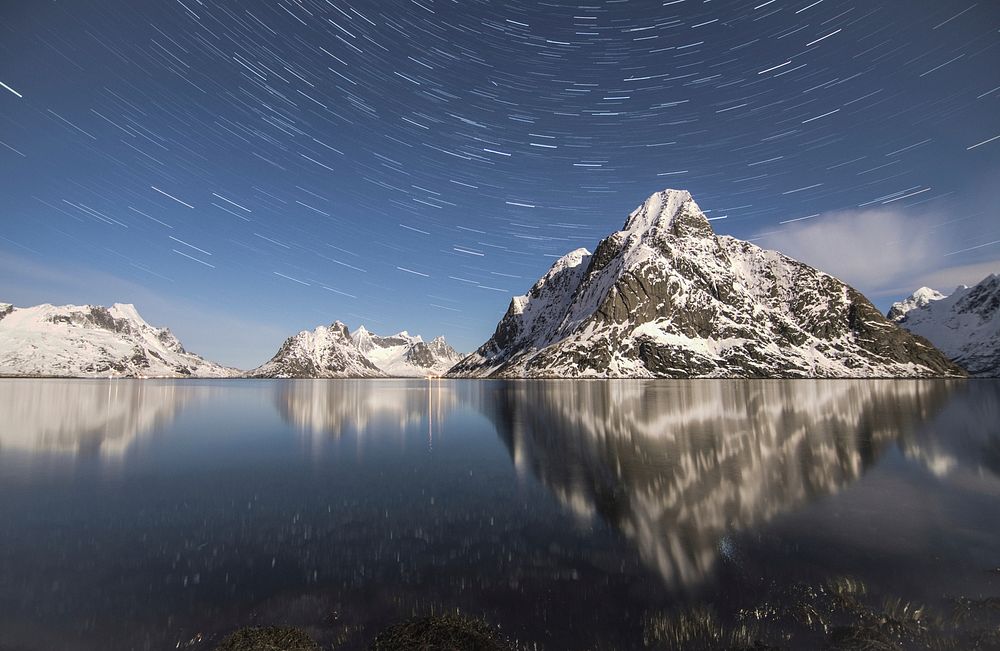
<box><xmin>249</xmin><ymin>322</ymin><xmax>384</xmax><ymax>378</ymax></box>
<box><xmin>449</xmin><ymin>189</ymin><xmax>964</xmax><ymax>379</ymax></box>
<box><xmin>349</xmin><ymin>326</ymin><xmax>462</xmax><ymax>377</ymax></box>
<box><xmin>889</xmin><ymin>274</ymin><xmax>1000</xmax><ymax>377</ymax></box>
<box><xmin>0</xmin><ymin>301</ymin><xmax>237</xmax><ymax>378</ymax></box>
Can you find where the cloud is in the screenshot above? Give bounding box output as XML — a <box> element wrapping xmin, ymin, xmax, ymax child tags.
<box><xmin>752</xmin><ymin>206</ymin><xmax>1000</xmax><ymax>305</ymax></box>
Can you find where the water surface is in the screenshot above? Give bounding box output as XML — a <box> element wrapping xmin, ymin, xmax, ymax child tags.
<box><xmin>0</xmin><ymin>378</ymin><xmax>998</xmax><ymax>649</ymax></box>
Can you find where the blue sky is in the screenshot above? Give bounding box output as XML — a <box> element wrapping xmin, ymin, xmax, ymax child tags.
<box><xmin>1</xmin><ymin>0</ymin><xmax>997</xmax><ymax>368</ymax></box>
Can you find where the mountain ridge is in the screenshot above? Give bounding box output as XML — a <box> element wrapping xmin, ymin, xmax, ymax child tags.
<box><xmin>248</xmin><ymin>321</ymin><xmax>462</xmax><ymax>378</ymax></box>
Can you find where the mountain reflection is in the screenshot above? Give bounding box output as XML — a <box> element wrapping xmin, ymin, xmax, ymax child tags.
<box><xmin>478</xmin><ymin>380</ymin><xmax>963</xmax><ymax>589</ymax></box>
<box><xmin>275</xmin><ymin>379</ymin><xmax>458</xmax><ymax>439</ymax></box>
<box><xmin>0</xmin><ymin>379</ymin><xmax>190</xmax><ymax>459</ymax></box>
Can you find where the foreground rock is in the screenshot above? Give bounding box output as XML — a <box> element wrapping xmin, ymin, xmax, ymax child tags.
<box><xmin>0</xmin><ymin>301</ymin><xmax>237</xmax><ymax>378</ymax></box>
<box><xmin>449</xmin><ymin>189</ymin><xmax>963</xmax><ymax>378</ymax></box>
<box><xmin>214</xmin><ymin>626</ymin><xmax>318</xmax><ymax>651</ymax></box>
<box><xmin>371</xmin><ymin>614</ymin><xmax>515</xmax><ymax>651</ymax></box>
<box><xmin>889</xmin><ymin>274</ymin><xmax>1000</xmax><ymax>377</ymax></box>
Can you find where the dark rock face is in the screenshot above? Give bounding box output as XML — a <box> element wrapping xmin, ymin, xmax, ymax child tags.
<box><xmin>449</xmin><ymin>189</ymin><xmax>964</xmax><ymax>379</ymax></box>
<box><xmin>427</xmin><ymin>335</ymin><xmax>459</xmax><ymax>360</ymax></box>
<box><xmin>403</xmin><ymin>341</ymin><xmax>437</xmax><ymax>368</ymax></box>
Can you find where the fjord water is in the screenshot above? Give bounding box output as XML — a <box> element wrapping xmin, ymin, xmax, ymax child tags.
<box><xmin>0</xmin><ymin>379</ymin><xmax>997</xmax><ymax>650</ymax></box>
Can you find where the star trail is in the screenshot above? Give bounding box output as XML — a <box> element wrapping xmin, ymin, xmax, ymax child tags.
<box><xmin>0</xmin><ymin>0</ymin><xmax>997</xmax><ymax>366</ymax></box>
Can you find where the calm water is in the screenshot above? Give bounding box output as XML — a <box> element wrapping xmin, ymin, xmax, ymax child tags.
<box><xmin>0</xmin><ymin>378</ymin><xmax>998</xmax><ymax>650</ymax></box>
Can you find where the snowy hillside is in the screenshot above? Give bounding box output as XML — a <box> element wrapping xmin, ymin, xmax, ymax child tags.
<box><xmin>889</xmin><ymin>275</ymin><xmax>1000</xmax><ymax>377</ymax></box>
<box><xmin>350</xmin><ymin>326</ymin><xmax>462</xmax><ymax>377</ymax></box>
<box><xmin>0</xmin><ymin>301</ymin><xmax>237</xmax><ymax>378</ymax></box>
<box><xmin>449</xmin><ymin>189</ymin><xmax>962</xmax><ymax>379</ymax></box>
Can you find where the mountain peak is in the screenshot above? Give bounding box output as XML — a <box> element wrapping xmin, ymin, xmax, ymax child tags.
<box><xmin>622</xmin><ymin>189</ymin><xmax>711</xmax><ymax>239</ymax></box>
<box><xmin>888</xmin><ymin>286</ymin><xmax>946</xmax><ymax>322</ymax></box>
<box><xmin>450</xmin><ymin>188</ymin><xmax>963</xmax><ymax>379</ymax></box>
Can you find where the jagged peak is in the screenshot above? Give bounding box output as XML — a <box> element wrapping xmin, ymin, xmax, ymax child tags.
<box><xmin>328</xmin><ymin>321</ymin><xmax>351</xmax><ymax>339</ymax></box>
<box><xmin>622</xmin><ymin>188</ymin><xmax>712</xmax><ymax>239</ymax></box>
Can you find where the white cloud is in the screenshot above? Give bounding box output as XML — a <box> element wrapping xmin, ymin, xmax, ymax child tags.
<box><xmin>752</xmin><ymin>207</ymin><xmax>999</xmax><ymax>304</ymax></box>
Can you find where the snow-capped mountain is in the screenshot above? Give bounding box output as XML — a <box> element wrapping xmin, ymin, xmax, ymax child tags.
<box><xmin>449</xmin><ymin>189</ymin><xmax>962</xmax><ymax>378</ymax></box>
<box><xmin>350</xmin><ymin>325</ymin><xmax>462</xmax><ymax>377</ymax></box>
<box><xmin>886</xmin><ymin>286</ymin><xmax>946</xmax><ymax>321</ymax></box>
<box><xmin>249</xmin><ymin>321</ymin><xmax>384</xmax><ymax>378</ymax></box>
<box><xmin>0</xmin><ymin>301</ymin><xmax>237</xmax><ymax>378</ymax></box>
<box><xmin>889</xmin><ymin>274</ymin><xmax>1000</xmax><ymax>377</ymax></box>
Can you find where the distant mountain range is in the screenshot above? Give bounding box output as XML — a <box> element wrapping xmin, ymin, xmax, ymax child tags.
<box><xmin>889</xmin><ymin>274</ymin><xmax>999</xmax><ymax>377</ymax></box>
<box><xmin>1</xmin><ymin>190</ymin><xmax>991</xmax><ymax>379</ymax></box>
<box><xmin>448</xmin><ymin>189</ymin><xmax>963</xmax><ymax>378</ymax></box>
<box><xmin>248</xmin><ymin>321</ymin><xmax>461</xmax><ymax>378</ymax></box>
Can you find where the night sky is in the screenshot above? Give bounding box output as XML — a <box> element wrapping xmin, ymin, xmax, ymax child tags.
<box><xmin>1</xmin><ymin>0</ymin><xmax>997</xmax><ymax>367</ymax></box>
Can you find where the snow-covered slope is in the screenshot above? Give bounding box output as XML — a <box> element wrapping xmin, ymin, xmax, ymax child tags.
<box><xmin>889</xmin><ymin>274</ymin><xmax>1000</xmax><ymax>377</ymax></box>
<box><xmin>249</xmin><ymin>321</ymin><xmax>384</xmax><ymax>378</ymax></box>
<box><xmin>449</xmin><ymin>189</ymin><xmax>963</xmax><ymax>378</ymax></box>
<box><xmin>0</xmin><ymin>301</ymin><xmax>237</xmax><ymax>378</ymax></box>
<box><xmin>350</xmin><ymin>326</ymin><xmax>462</xmax><ymax>377</ymax></box>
